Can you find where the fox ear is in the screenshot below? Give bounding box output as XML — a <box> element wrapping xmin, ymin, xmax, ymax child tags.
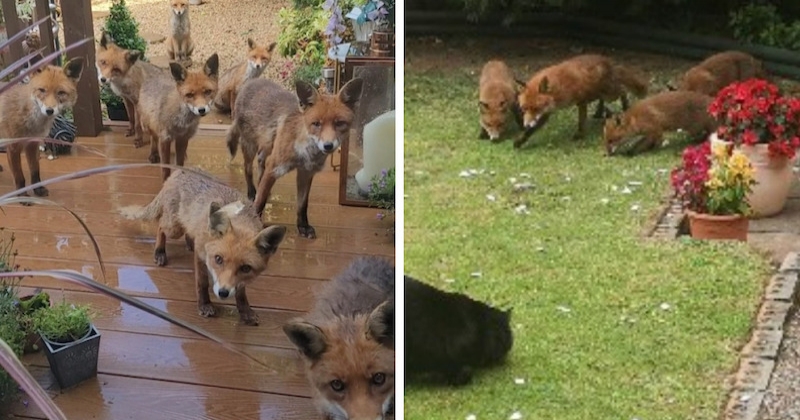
<box><xmin>204</xmin><ymin>53</ymin><xmax>220</xmax><ymax>79</ymax></box>
<box><xmin>208</xmin><ymin>202</ymin><xmax>231</xmax><ymax>236</ymax></box>
<box><xmin>614</xmin><ymin>115</ymin><xmax>622</xmax><ymax>126</ymax></box>
<box><xmin>99</xmin><ymin>31</ymin><xmax>111</xmax><ymax>49</ymax></box>
<box><xmin>255</xmin><ymin>224</ymin><xmax>287</xmax><ymax>256</ymax></box>
<box><xmin>515</xmin><ymin>78</ymin><xmax>526</xmax><ymax>89</ymax></box>
<box><xmin>366</xmin><ymin>299</ymin><xmax>394</xmax><ymax>348</ymax></box>
<box><xmin>63</xmin><ymin>58</ymin><xmax>85</xmax><ymax>83</ymax></box>
<box><xmin>267</xmin><ymin>41</ymin><xmax>277</xmax><ymax>53</ymax></box>
<box><xmin>247</xmin><ymin>38</ymin><xmax>256</xmax><ymax>49</ymax></box>
<box><xmin>338</xmin><ymin>78</ymin><xmax>364</xmax><ymax>111</ymax></box>
<box><xmin>169</xmin><ymin>62</ymin><xmax>187</xmax><ymax>84</ymax></box>
<box><xmin>538</xmin><ymin>77</ymin><xmax>550</xmax><ymax>93</ymax></box>
<box><xmin>126</xmin><ymin>50</ymin><xmax>142</xmax><ymax>65</ymax></box>
<box><xmin>478</xmin><ymin>101</ymin><xmax>489</xmax><ymax>112</ymax></box>
<box><xmin>295</xmin><ymin>80</ymin><xmax>320</xmax><ymax>110</ymax></box>
<box><xmin>283</xmin><ymin>321</ymin><xmax>327</xmax><ymax>361</ymax></box>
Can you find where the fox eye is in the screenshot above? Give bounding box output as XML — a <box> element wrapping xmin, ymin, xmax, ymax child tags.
<box><xmin>499</xmin><ymin>101</ymin><xmax>506</xmax><ymax>107</ymax></box>
<box><xmin>100</xmin><ymin>60</ymin><xmax>106</xmax><ymax>66</ymax></box>
<box><xmin>37</xmin><ymin>88</ymin><xmax>45</xmax><ymax>93</ymax></box>
<box><xmin>185</xmin><ymin>93</ymin><xmax>195</xmax><ymax>99</ymax></box>
<box><xmin>330</xmin><ymin>379</ymin><xmax>345</xmax><ymax>392</ymax></box>
<box><xmin>214</xmin><ymin>255</ymin><xmax>223</xmax><ymax>265</ymax></box>
<box><xmin>239</xmin><ymin>264</ymin><xmax>252</xmax><ymax>274</ymax></box>
<box><xmin>371</xmin><ymin>373</ymin><xmax>386</xmax><ymax>386</ymax></box>
<box><xmin>204</xmin><ymin>89</ymin><xmax>212</xmax><ymax>96</ymax></box>
<box><xmin>334</xmin><ymin>120</ymin><xmax>348</xmax><ymax>129</ymax></box>
<box><xmin>57</xmin><ymin>91</ymin><xmax>66</xmax><ymax>97</ymax></box>
<box><xmin>311</xmin><ymin>120</ymin><xmax>322</xmax><ymax>128</ymax></box>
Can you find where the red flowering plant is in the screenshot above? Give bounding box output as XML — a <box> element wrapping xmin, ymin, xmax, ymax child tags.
<box><xmin>708</xmin><ymin>78</ymin><xmax>800</xmax><ymax>160</ymax></box>
<box><xmin>671</xmin><ymin>141</ymin><xmax>713</xmax><ymax>213</ymax></box>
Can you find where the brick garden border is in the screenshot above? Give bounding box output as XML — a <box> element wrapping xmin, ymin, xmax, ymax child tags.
<box><xmin>646</xmin><ymin>202</ymin><xmax>800</xmax><ymax>419</ymax></box>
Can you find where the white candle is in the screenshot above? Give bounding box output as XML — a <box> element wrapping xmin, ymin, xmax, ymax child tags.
<box><xmin>355</xmin><ymin>110</ymin><xmax>395</xmax><ymax>193</ymax></box>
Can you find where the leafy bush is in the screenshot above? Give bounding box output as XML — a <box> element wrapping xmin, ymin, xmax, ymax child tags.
<box><xmin>277</xmin><ymin>6</ymin><xmax>328</xmax><ymax>66</ymax></box>
<box><xmin>729</xmin><ymin>4</ymin><xmax>800</xmax><ymax>49</ymax></box>
<box><xmin>32</xmin><ymin>301</ymin><xmax>92</xmax><ymax>344</ymax></box>
<box><xmin>294</xmin><ymin>62</ymin><xmax>323</xmax><ymax>87</ymax></box>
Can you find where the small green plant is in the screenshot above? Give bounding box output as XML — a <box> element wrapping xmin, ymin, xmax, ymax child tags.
<box><xmin>293</xmin><ymin>62</ymin><xmax>323</xmax><ymax>87</ymax></box>
<box><xmin>277</xmin><ymin>7</ymin><xmax>328</xmax><ymax>66</ymax></box>
<box><xmin>32</xmin><ymin>301</ymin><xmax>92</xmax><ymax>344</ymax></box>
<box><xmin>100</xmin><ymin>85</ymin><xmax>124</xmax><ymax>108</ymax></box>
<box><xmin>15</xmin><ymin>0</ymin><xmax>35</xmax><ymax>23</ymax></box>
<box><xmin>0</xmin><ymin>289</ymin><xmax>24</xmax><ymax>405</ymax></box>
<box><xmin>368</xmin><ymin>167</ymin><xmax>395</xmax><ymax>215</ymax></box>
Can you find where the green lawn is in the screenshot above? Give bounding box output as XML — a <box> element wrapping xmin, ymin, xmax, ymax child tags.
<box><xmin>403</xmin><ymin>70</ymin><xmax>772</xmax><ymax>420</ymax></box>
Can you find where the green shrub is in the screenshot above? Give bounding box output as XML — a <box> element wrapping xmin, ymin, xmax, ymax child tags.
<box><xmin>294</xmin><ymin>62</ymin><xmax>323</xmax><ymax>87</ymax></box>
<box><xmin>729</xmin><ymin>4</ymin><xmax>800</xmax><ymax>49</ymax></box>
<box><xmin>277</xmin><ymin>6</ymin><xmax>328</xmax><ymax>66</ymax></box>
<box><xmin>368</xmin><ymin>167</ymin><xmax>395</xmax><ymax>212</ymax></box>
<box><xmin>32</xmin><ymin>302</ymin><xmax>92</xmax><ymax>344</ymax></box>
<box><xmin>0</xmin><ymin>289</ymin><xmax>24</xmax><ymax>405</ymax></box>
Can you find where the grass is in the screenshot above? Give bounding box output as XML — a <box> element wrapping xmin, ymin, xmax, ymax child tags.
<box><xmin>403</xmin><ymin>69</ymin><xmax>773</xmax><ymax>420</ymax></box>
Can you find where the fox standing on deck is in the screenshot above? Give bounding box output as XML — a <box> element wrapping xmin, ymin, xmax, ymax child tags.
<box><xmin>226</xmin><ymin>77</ymin><xmax>363</xmax><ymax>239</ymax></box>
<box><xmin>283</xmin><ymin>256</ymin><xmax>395</xmax><ymax>420</ymax></box>
<box><xmin>478</xmin><ymin>59</ymin><xmax>523</xmax><ymax>141</ymax></box>
<box><xmin>0</xmin><ymin>57</ymin><xmax>84</xmax><ymax>199</ymax></box>
<box><xmin>119</xmin><ymin>169</ymin><xmax>287</xmax><ymax>326</ymax></box>
<box><xmin>167</xmin><ymin>0</ymin><xmax>194</xmax><ymax>64</ymax></box>
<box><xmin>671</xmin><ymin>50</ymin><xmax>767</xmax><ymax>97</ymax></box>
<box><xmin>516</xmin><ymin>54</ymin><xmax>649</xmax><ymax>148</ymax></box>
<box><xmin>137</xmin><ymin>53</ymin><xmax>219</xmax><ymax>181</ymax></box>
<box><xmin>214</xmin><ymin>38</ymin><xmax>277</xmax><ymax>118</ymax></box>
<box><xmin>95</xmin><ymin>31</ymin><xmax>166</xmax><ymax>148</ymax></box>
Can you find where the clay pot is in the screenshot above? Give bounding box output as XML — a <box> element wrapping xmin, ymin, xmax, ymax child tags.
<box><xmin>687</xmin><ymin>210</ymin><xmax>749</xmax><ymax>241</ymax></box>
<box><xmin>738</xmin><ymin>143</ymin><xmax>794</xmax><ymax>218</ymax></box>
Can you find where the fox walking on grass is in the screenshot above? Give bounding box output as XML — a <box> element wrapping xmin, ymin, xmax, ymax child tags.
<box><xmin>225</xmin><ymin>77</ymin><xmax>363</xmax><ymax>239</ymax></box>
<box><xmin>0</xmin><ymin>57</ymin><xmax>84</xmax><ymax>200</ymax></box>
<box><xmin>283</xmin><ymin>256</ymin><xmax>395</xmax><ymax>420</ymax></box>
<box><xmin>515</xmin><ymin>54</ymin><xmax>649</xmax><ymax>148</ymax></box>
<box><xmin>478</xmin><ymin>59</ymin><xmax>523</xmax><ymax>141</ymax></box>
<box><xmin>214</xmin><ymin>38</ymin><xmax>276</xmax><ymax>118</ymax></box>
<box><xmin>119</xmin><ymin>169</ymin><xmax>287</xmax><ymax>326</ymax></box>
<box><xmin>669</xmin><ymin>51</ymin><xmax>767</xmax><ymax>97</ymax></box>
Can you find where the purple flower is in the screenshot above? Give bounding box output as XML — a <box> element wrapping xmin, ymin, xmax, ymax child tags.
<box><xmin>376</xmin><ymin>212</ymin><xmax>385</xmax><ymax>220</ymax></box>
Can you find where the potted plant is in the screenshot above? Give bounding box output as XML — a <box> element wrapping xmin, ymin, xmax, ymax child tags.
<box><xmin>368</xmin><ymin>167</ymin><xmax>395</xmax><ymax>237</ymax></box>
<box><xmin>32</xmin><ymin>301</ymin><xmax>101</xmax><ymax>389</ymax></box>
<box><xmin>353</xmin><ymin>0</ymin><xmax>393</xmax><ymax>56</ymax></box>
<box><xmin>708</xmin><ymin>78</ymin><xmax>800</xmax><ymax>218</ymax></box>
<box><xmin>671</xmin><ymin>141</ymin><xmax>757</xmax><ymax>241</ymax></box>
<box><xmin>100</xmin><ymin>0</ymin><xmax>147</xmax><ymax>121</ymax></box>
<box><xmin>16</xmin><ymin>291</ymin><xmax>50</xmax><ymax>353</ymax></box>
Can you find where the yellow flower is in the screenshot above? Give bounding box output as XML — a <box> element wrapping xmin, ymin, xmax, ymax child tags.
<box><xmin>728</xmin><ymin>151</ymin><xmax>755</xmax><ymax>182</ymax></box>
<box><xmin>711</xmin><ymin>141</ymin><xmax>729</xmax><ymax>162</ymax></box>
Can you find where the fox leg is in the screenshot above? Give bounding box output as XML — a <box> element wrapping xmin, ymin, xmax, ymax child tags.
<box><xmin>512</xmin><ymin>102</ymin><xmax>524</xmax><ymax>129</ymax></box>
<box><xmin>175</xmin><ymin>138</ymin><xmax>188</xmax><ymax>168</ymax></box>
<box><xmin>295</xmin><ymin>167</ymin><xmax>317</xmax><ymax>239</ymax></box>
<box><xmin>229</xmin><ymin>90</ymin><xmax>237</xmax><ymax>119</ymax></box>
<box><xmin>235</xmin><ymin>286</ymin><xmax>259</xmax><ymax>326</ymax></box>
<box><xmin>154</xmin><ymin>226</ymin><xmax>168</xmax><ymax>266</ymax></box>
<box><xmin>478</xmin><ymin>126</ymin><xmax>489</xmax><ymax>140</ymax></box>
<box><xmin>252</xmin><ymin>156</ymin><xmax>279</xmax><ymax>217</ymax></box>
<box><xmin>620</xmin><ymin>94</ymin><xmax>630</xmax><ymax>111</ymax></box>
<box><xmin>24</xmin><ymin>141</ymin><xmax>47</xmax><ymax>197</ymax></box>
<box><xmin>122</xmin><ymin>97</ymin><xmax>137</xmax><ymax>139</ymax></box>
<box><xmin>7</xmin><ymin>144</ymin><xmax>29</xmax><ymax>203</ymax></box>
<box><xmin>159</xmin><ymin>138</ymin><xmax>173</xmax><ymax>181</ymax></box>
<box><xmin>194</xmin><ymin>250</ymin><xmax>216</xmax><ymax>318</ymax></box>
<box><xmin>574</xmin><ymin>102</ymin><xmax>588</xmax><ymax>139</ymax></box>
<box><xmin>167</xmin><ymin>37</ymin><xmax>176</xmax><ymax>61</ymax></box>
<box><xmin>148</xmin><ymin>128</ymin><xmax>161</xmax><ymax>163</ymax></box>
<box><xmin>242</xmin><ymin>144</ymin><xmax>257</xmax><ymax>201</ymax></box>
<box><xmin>184</xmin><ymin>234</ymin><xmax>194</xmax><ymax>252</ymax></box>
<box><xmin>592</xmin><ymin>100</ymin><xmax>608</xmax><ymax>119</ymax></box>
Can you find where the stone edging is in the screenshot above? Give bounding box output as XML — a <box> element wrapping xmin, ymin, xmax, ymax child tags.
<box><xmin>722</xmin><ymin>253</ymin><xmax>800</xmax><ymax>420</ymax></box>
<box><xmin>646</xmin><ymin>198</ymin><xmax>685</xmax><ymax>240</ymax></box>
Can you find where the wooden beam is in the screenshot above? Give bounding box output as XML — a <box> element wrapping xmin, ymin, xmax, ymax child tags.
<box><xmin>1</xmin><ymin>0</ymin><xmax>24</xmax><ymax>63</ymax></box>
<box><xmin>33</xmin><ymin>0</ymin><xmax>55</xmax><ymax>62</ymax></box>
<box><xmin>61</xmin><ymin>0</ymin><xmax>102</xmax><ymax>137</ymax></box>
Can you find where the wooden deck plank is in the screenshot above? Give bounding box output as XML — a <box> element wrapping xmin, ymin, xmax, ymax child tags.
<box><xmin>8</xmin><ymin>368</ymin><xmax>317</xmax><ymax>420</ymax></box>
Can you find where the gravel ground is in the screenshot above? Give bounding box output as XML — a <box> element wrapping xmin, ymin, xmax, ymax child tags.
<box><xmin>757</xmin><ymin>308</ymin><xmax>800</xmax><ymax>420</ymax></box>
<box><xmin>90</xmin><ymin>0</ymin><xmax>294</xmax><ymax>86</ymax></box>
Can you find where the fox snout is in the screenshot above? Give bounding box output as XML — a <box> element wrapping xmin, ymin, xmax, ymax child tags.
<box><xmin>212</xmin><ymin>282</ymin><xmax>235</xmax><ymax>299</ymax></box>
<box><xmin>189</xmin><ymin>104</ymin><xmax>211</xmax><ymax>116</ymax></box>
<box><xmin>322</xmin><ymin>142</ymin><xmax>335</xmax><ymax>152</ymax></box>
<box><xmin>33</xmin><ymin>97</ymin><xmax>58</xmax><ymax>117</ymax></box>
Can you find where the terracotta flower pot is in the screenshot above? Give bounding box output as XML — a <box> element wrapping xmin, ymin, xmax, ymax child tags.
<box><xmin>687</xmin><ymin>211</ymin><xmax>748</xmax><ymax>241</ymax></box>
<box><xmin>738</xmin><ymin>143</ymin><xmax>794</xmax><ymax>218</ymax></box>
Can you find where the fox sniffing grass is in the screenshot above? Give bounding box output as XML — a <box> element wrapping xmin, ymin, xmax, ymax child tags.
<box><xmin>405</xmin><ymin>275</ymin><xmax>513</xmax><ymax>386</ymax></box>
<box><xmin>515</xmin><ymin>54</ymin><xmax>649</xmax><ymax>148</ymax></box>
<box><xmin>283</xmin><ymin>256</ymin><xmax>395</xmax><ymax>420</ymax></box>
<box><xmin>214</xmin><ymin>38</ymin><xmax>277</xmax><ymax>118</ymax></box>
<box><xmin>119</xmin><ymin>169</ymin><xmax>287</xmax><ymax>326</ymax></box>
<box><xmin>167</xmin><ymin>0</ymin><xmax>194</xmax><ymax>65</ymax></box>
<box><xmin>478</xmin><ymin>59</ymin><xmax>523</xmax><ymax>141</ymax></box>
<box><xmin>669</xmin><ymin>51</ymin><xmax>767</xmax><ymax>97</ymax></box>
<box><xmin>0</xmin><ymin>57</ymin><xmax>85</xmax><ymax>200</ymax></box>
<box><xmin>137</xmin><ymin>53</ymin><xmax>219</xmax><ymax>181</ymax></box>
<box><xmin>604</xmin><ymin>90</ymin><xmax>715</xmax><ymax>156</ymax></box>
<box><xmin>95</xmin><ymin>31</ymin><xmax>166</xmax><ymax>147</ymax></box>
<box><xmin>226</xmin><ymin>77</ymin><xmax>363</xmax><ymax>239</ymax></box>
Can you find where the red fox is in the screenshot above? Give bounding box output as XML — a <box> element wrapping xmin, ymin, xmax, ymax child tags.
<box><xmin>478</xmin><ymin>59</ymin><xmax>523</xmax><ymax>141</ymax></box>
<box><xmin>167</xmin><ymin>0</ymin><xmax>194</xmax><ymax>65</ymax></box>
<box><xmin>226</xmin><ymin>78</ymin><xmax>363</xmax><ymax>239</ymax></box>
<box><xmin>516</xmin><ymin>54</ymin><xmax>649</xmax><ymax>148</ymax></box>
<box><xmin>603</xmin><ymin>90</ymin><xmax>715</xmax><ymax>156</ymax></box>
<box><xmin>283</xmin><ymin>256</ymin><xmax>395</xmax><ymax>420</ymax></box>
<box><xmin>137</xmin><ymin>54</ymin><xmax>219</xmax><ymax>181</ymax></box>
<box><xmin>670</xmin><ymin>51</ymin><xmax>767</xmax><ymax>97</ymax></box>
<box><xmin>0</xmin><ymin>57</ymin><xmax>84</xmax><ymax>199</ymax></box>
<box><xmin>119</xmin><ymin>169</ymin><xmax>287</xmax><ymax>326</ymax></box>
<box><xmin>96</xmin><ymin>31</ymin><xmax>166</xmax><ymax>147</ymax></box>
<box><xmin>214</xmin><ymin>38</ymin><xmax>277</xmax><ymax>118</ymax></box>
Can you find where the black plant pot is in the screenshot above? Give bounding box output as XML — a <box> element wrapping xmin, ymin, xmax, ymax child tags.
<box><xmin>40</xmin><ymin>324</ymin><xmax>101</xmax><ymax>389</ymax></box>
<box><xmin>106</xmin><ymin>103</ymin><xmax>129</xmax><ymax>121</ymax></box>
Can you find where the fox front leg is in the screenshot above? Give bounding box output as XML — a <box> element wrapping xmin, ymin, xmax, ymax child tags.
<box><xmin>194</xmin><ymin>251</ymin><xmax>216</xmax><ymax>318</ymax></box>
<box><xmin>295</xmin><ymin>168</ymin><xmax>317</xmax><ymax>239</ymax></box>
<box><xmin>235</xmin><ymin>286</ymin><xmax>259</xmax><ymax>326</ymax></box>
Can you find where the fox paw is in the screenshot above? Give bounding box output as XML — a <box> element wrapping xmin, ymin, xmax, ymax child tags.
<box><xmin>154</xmin><ymin>248</ymin><xmax>168</xmax><ymax>267</ymax></box>
<box><xmin>478</xmin><ymin>128</ymin><xmax>489</xmax><ymax>140</ymax></box>
<box><xmin>239</xmin><ymin>311</ymin><xmax>259</xmax><ymax>326</ymax></box>
<box><xmin>33</xmin><ymin>186</ymin><xmax>48</xmax><ymax>197</ymax></box>
<box><xmin>198</xmin><ymin>303</ymin><xmax>216</xmax><ymax>318</ymax></box>
<box><xmin>125</xmin><ymin>128</ymin><xmax>135</xmax><ymax>137</ymax></box>
<box><xmin>247</xmin><ymin>186</ymin><xmax>257</xmax><ymax>202</ymax></box>
<box><xmin>298</xmin><ymin>225</ymin><xmax>316</xmax><ymax>239</ymax></box>
<box><xmin>133</xmin><ymin>138</ymin><xmax>144</xmax><ymax>148</ymax></box>
<box><xmin>185</xmin><ymin>235</ymin><xmax>194</xmax><ymax>252</ymax></box>
<box><xmin>148</xmin><ymin>152</ymin><xmax>160</xmax><ymax>164</ymax></box>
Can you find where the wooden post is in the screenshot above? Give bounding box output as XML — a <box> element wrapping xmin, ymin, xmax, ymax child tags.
<box><xmin>61</xmin><ymin>0</ymin><xmax>102</xmax><ymax>137</ymax></box>
<box><xmin>1</xmin><ymin>0</ymin><xmax>24</xmax><ymax>62</ymax></box>
<box><xmin>33</xmin><ymin>0</ymin><xmax>55</xmax><ymax>61</ymax></box>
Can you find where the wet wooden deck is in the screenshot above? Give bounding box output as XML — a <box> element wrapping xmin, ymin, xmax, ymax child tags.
<box><xmin>1</xmin><ymin>127</ymin><xmax>395</xmax><ymax>419</ymax></box>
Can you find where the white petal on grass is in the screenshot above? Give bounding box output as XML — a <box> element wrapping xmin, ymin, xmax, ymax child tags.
<box><xmin>628</xmin><ymin>181</ymin><xmax>643</xmax><ymax>186</ymax></box>
<box><xmin>611</xmin><ymin>185</ymin><xmax>619</xmax><ymax>191</ymax></box>
<box><xmin>444</xmin><ymin>278</ymin><xmax>456</xmax><ymax>284</ymax></box>
<box><xmin>536</xmin><ymin>246</ymin><xmax>545</xmax><ymax>252</ymax></box>
<box><xmin>513</xmin><ymin>182</ymin><xmax>534</xmax><ymax>192</ymax></box>
<box><xmin>631</xmin><ymin>204</ymin><xmax>641</xmax><ymax>212</ymax></box>
<box><xmin>556</xmin><ymin>305</ymin><xmax>571</xmax><ymax>313</ymax></box>
<box><xmin>561</xmin><ymin>196</ymin><xmax>571</xmax><ymax>201</ymax></box>
<box><xmin>508</xmin><ymin>177</ymin><xmax>518</xmax><ymax>184</ymax></box>
<box><xmin>466</xmin><ymin>415</ymin><xmax>477</xmax><ymax>420</ymax></box>
<box><xmin>514</xmin><ymin>204</ymin><xmax>531</xmax><ymax>215</ymax></box>
<box><xmin>600</xmin><ymin>198</ymin><xmax>610</xmax><ymax>204</ymax></box>
<box><xmin>519</xmin><ymin>172</ymin><xmax>531</xmax><ymax>178</ymax></box>
<box><xmin>621</xmin><ymin>186</ymin><xmax>633</xmax><ymax>194</ymax></box>
<box><xmin>514</xmin><ymin>378</ymin><xmax>525</xmax><ymax>385</ymax></box>
<box><xmin>490</xmin><ymin>170</ymin><xmax>496</xmax><ymax>175</ymax></box>
<box><xmin>510</xmin><ymin>411</ymin><xmax>523</xmax><ymax>420</ymax></box>
<box><xmin>660</xmin><ymin>303</ymin><xmax>671</xmax><ymax>311</ymax></box>
<box><xmin>564</xmin><ymin>176</ymin><xmax>572</xmax><ymax>182</ymax></box>
<box><xmin>740</xmin><ymin>394</ymin><xmax>752</xmax><ymax>402</ymax></box>
<box><xmin>459</xmin><ymin>170</ymin><xmax>472</xmax><ymax>178</ymax></box>
<box><xmin>469</xmin><ymin>169</ymin><xmax>479</xmax><ymax>175</ymax></box>
<box><xmin>470</xmin><ymin>272</ymin><xmax>482</xmax><ymax>278</ymax></box>
<box><xmin>487</xmin><ymin>194</ymin><xmax>497</xmax><ymax>202</ymax></box>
